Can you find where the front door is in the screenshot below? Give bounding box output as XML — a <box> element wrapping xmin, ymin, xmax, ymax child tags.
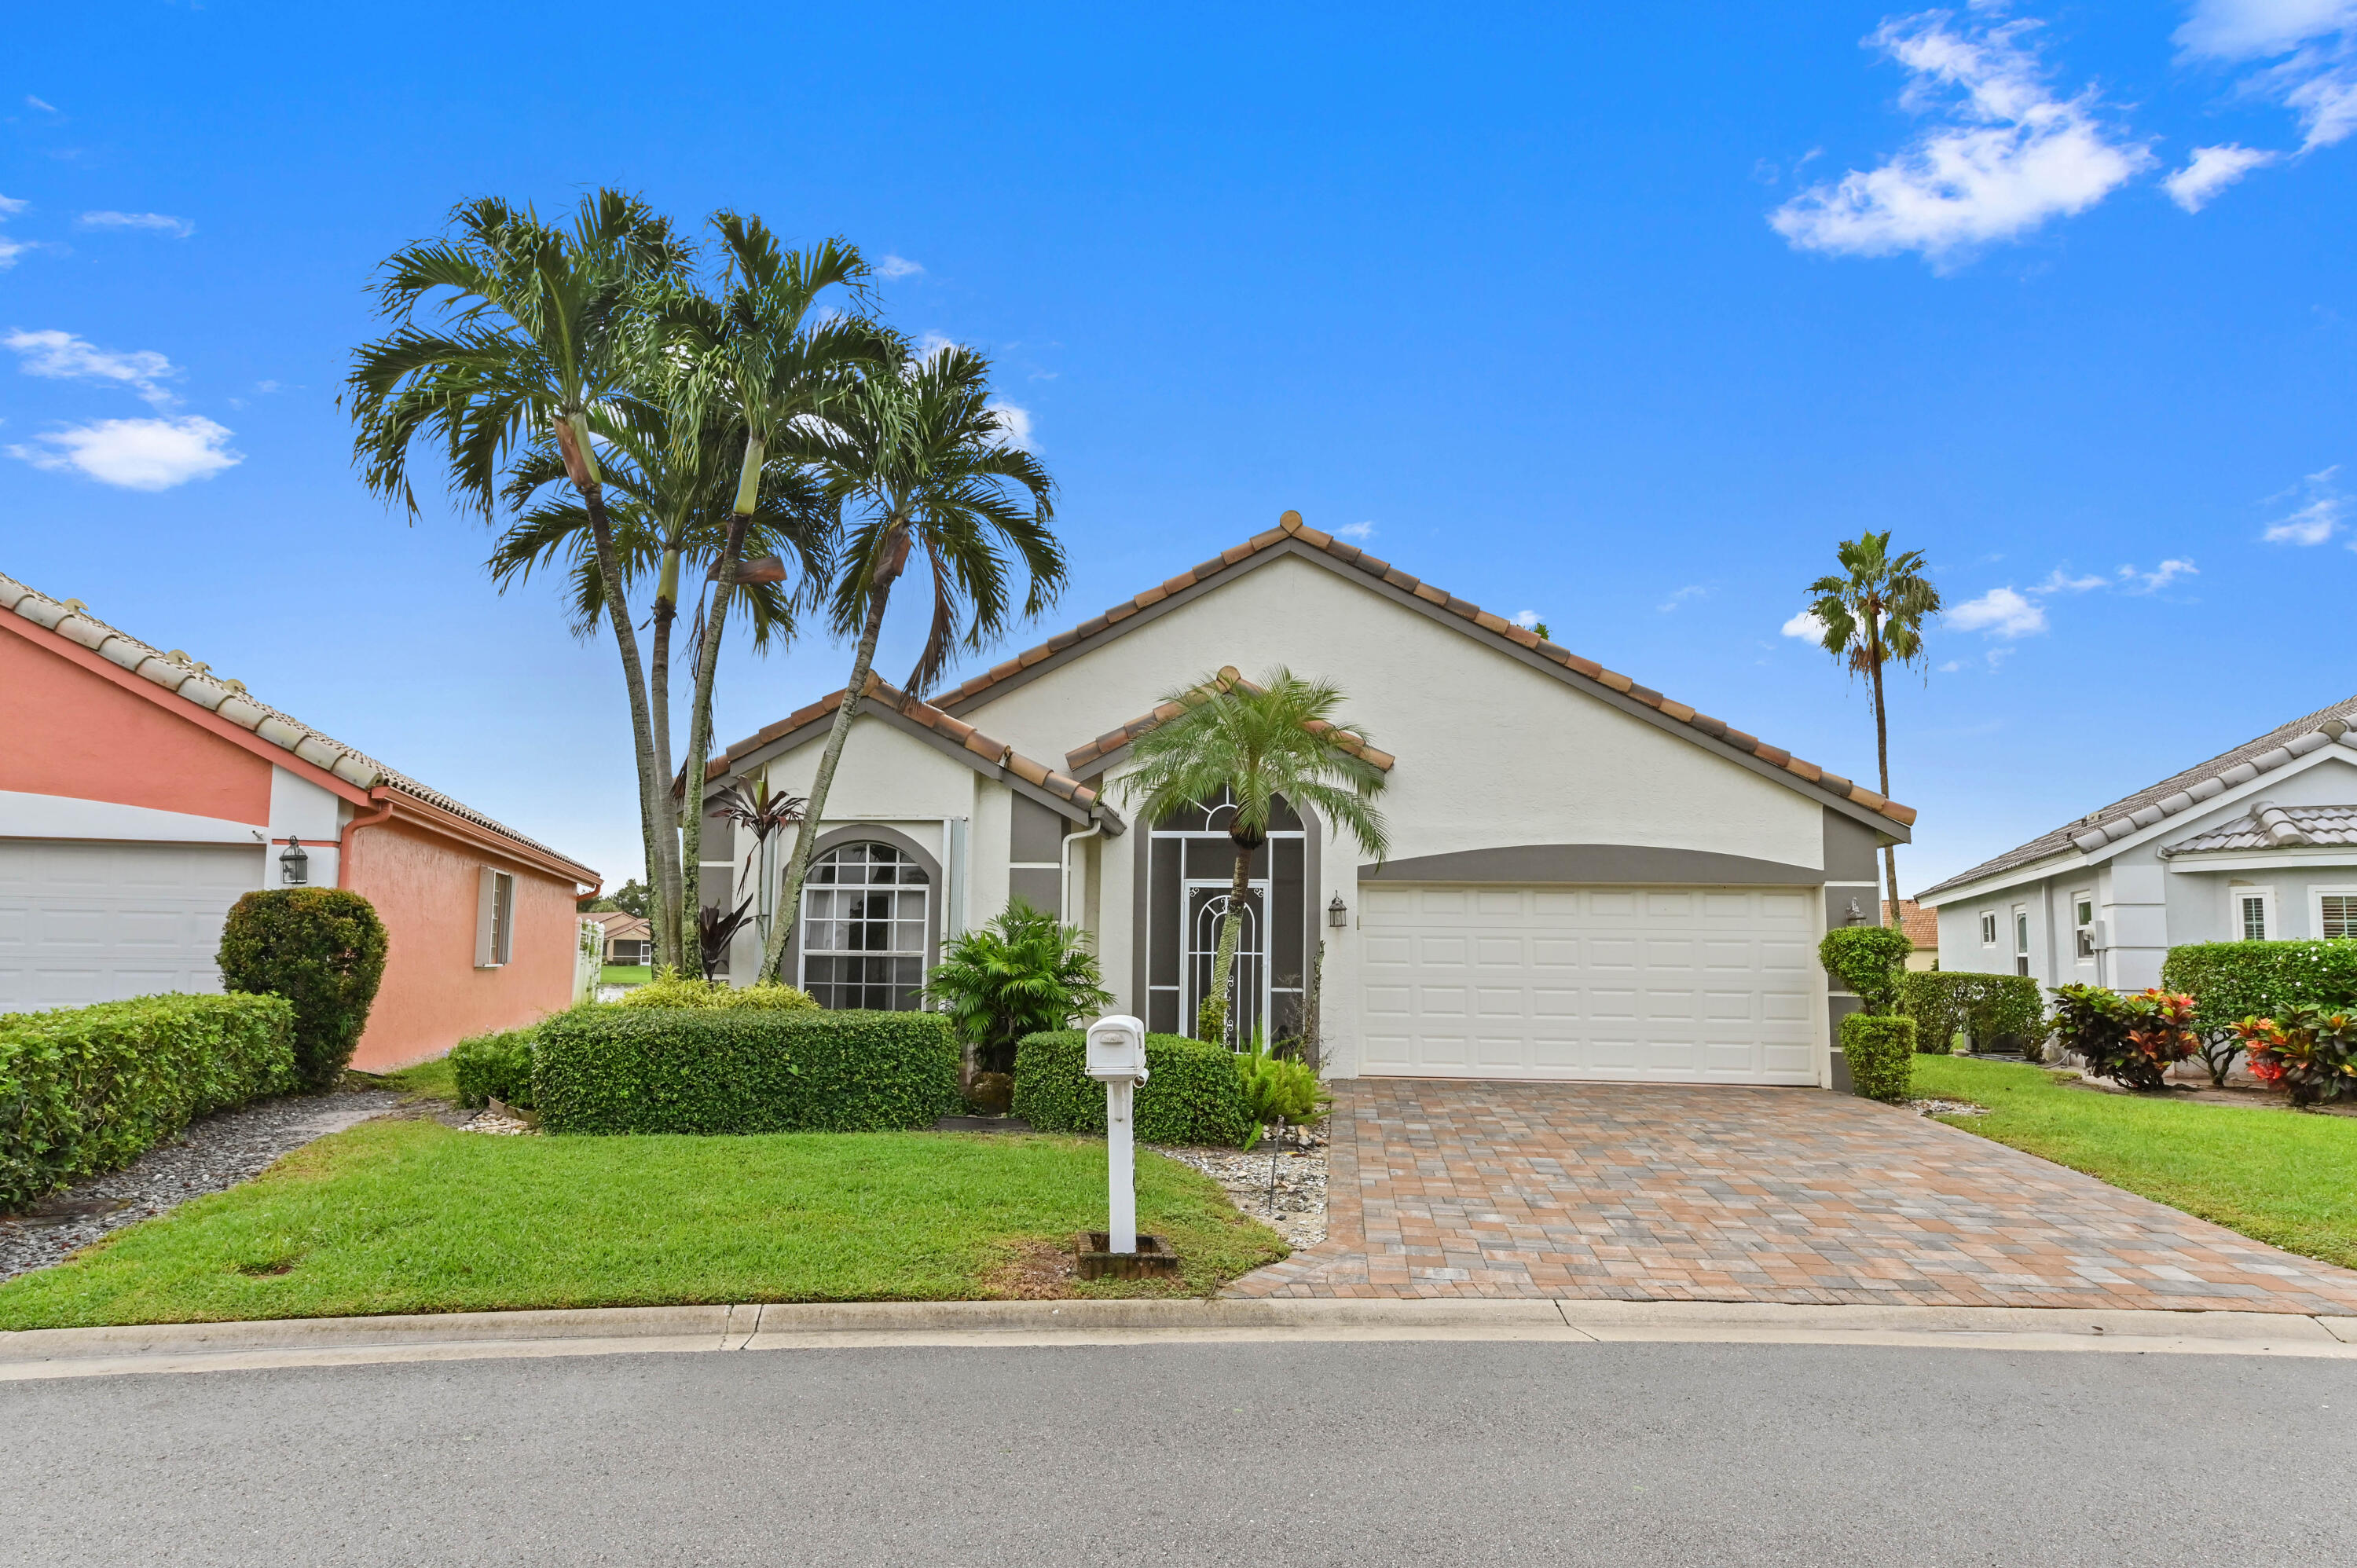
<box><xmin>1185</xmin><ymin>880</ymin><xmax>1266</xmax><ymax>1047</ymax></box>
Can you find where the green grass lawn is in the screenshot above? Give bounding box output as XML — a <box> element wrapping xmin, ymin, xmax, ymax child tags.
<box><xmin>0</xmin><ymin>1118</ymin><xmax>1287</xmax><ymax>1329</ymax></box>
<box><xmin>599</xmin><ymin>965</ymin><xmax>652</xmax><ymax>986</ymax></box>
<box><xmin>1913</xmin><ymin>1055</ymin><xmax>2357</xmax><ymax>1271</ymax></box>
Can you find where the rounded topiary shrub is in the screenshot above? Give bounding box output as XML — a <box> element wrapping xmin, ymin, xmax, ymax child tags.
<box><xmin>218</xmin><ymin>888</ymin><xmax>390</xmax><ymax>1090</ymax></box>
<box><xmin>1840</xmin><ymin>1013</ymin><xmax>1916</xmax><ymax>1103</ymax></box>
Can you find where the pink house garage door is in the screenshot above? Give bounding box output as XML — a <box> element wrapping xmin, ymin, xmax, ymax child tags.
<box><xmin>0</xmin><ymin>840</ymin><xmax>264</xmax><ymax>1012</ymax></box>
<box><xmin>1357</xmin><ymin>885</ymin><xmax>1818</xmax><ymax>1083</ymax></box>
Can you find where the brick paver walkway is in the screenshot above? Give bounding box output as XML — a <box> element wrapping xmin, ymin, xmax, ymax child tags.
<box><xmin>1229</xmin><ymin>1079</ymin><xmax>2357</xmax><ymax>1315</ymax></box>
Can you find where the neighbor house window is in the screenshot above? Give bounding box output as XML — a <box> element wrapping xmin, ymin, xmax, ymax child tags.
<box><xmin>2073</xmin><ymin>894</ymin><xmax>2095</xmax><ymax>961</ymax></box>
<box><xmin>2236</xmin><ymin>890</ymin><xmax>2275</xmax><ymax>943</ymax></box>
<box><xmin>799</xmin><ymin>841</ymin><xmax>929</xmax><ymax>1010</ymax></box>
<box><xmin>475</xmin><ymin>868</ymin><xmax>515</xmax><ymax>969</ymax></box>
<box><xmin>2316</xmin><ymin>889</ymin><xmax>2357</xmax><ymax>940</ymax></box>
<box><xmin>1980</xmin><ymin>912</ymin><xmax>1998</xmax><ymax>946</ymax></box>
<box><xmin>2013</xmin><ymin>907</ymin><xmax>2030</xmax><ymax>978</ymax></box>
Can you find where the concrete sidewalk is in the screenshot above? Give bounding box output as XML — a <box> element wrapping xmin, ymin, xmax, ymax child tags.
<box><xmin>5</xmin><ymin>1296</ymin><xmax>2353</xmax><ymax>1380</ymax></box>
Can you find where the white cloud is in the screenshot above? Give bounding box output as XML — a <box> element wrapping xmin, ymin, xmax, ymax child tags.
<box><xmin>1948</xmin><ymin>585</ymin><xmax>2049</xmax><ymax>638</ymax></box>
<box><xmin>914</xmin><ymin>330</ymin><xmax>959</xmax><ymax>362</ymax></box>
<box><xmin>79</xmin><ymin>211</ymin><xmax>195</xmax><ymax>238</ymax></box>
<box><xmin>4</xmin><ymin>328</ymin><xmax>181</xmax><ymax>408</ymax></box>
<box><xmin>1938</xmin><ymin>659</ymin><xmax>1963</xmax><ymax>672</ymax></box>
<box><xmin>2264</xmin><ymin>465</ymin><xmax>2348</xmax><ymax>541</ymax></box>
<box><xmin>7</xmin><ymin>416</ymin><xmax>242</xmax><ymax>489</ymax></box>
<box><xmin>2164</xmin><ymin>143</ymin><xmax>2282</xmax><ymax>210</ymax></box>
<box><xmin>875</xmin><ymin>254</ymin><xmax>923</xmax><ymax>279</ymax></box>
<box><xmin>25</xmin><ymin>96</ymin><xmax>56</xmax><ymax>113</ymax></box>
<box><xmin>1771</xmin><ymin>12</ymin><xmax>2151</xmax><ymax>266</ymax></box>
<box><xmin>1658</xmin><ymin>584</ymin><xmax>1710</xmax><ymax>612</ymax></box>
<box><xmin>0</xmin><ymin>194</ymin><xmax>26</xmax><ymax>272</ymax></box>
<box><xmin>0</xmin><ymin>193</ymin><xmax>24</xmax><ymax>215</ymax></box>
<box><xmin>2118</xmin><ymin>558</ymin><xmax>2198</xmax><ymax>592</ymax></box>
<box><xmin>1335</xmin><ymin>522</ymin><xmax>1376</xmax><ymax>541</ymax></box>
<box><xmin>2177</xmin><ymin>2</ymin><xmax>2357</xmax><ymax>149</ymax></box>
<box><xmin>1511</xmin><ymin>608</ymin><xmax>1541</xmax><ymax>628</ymax></box>
<box><xmin>2032</xmin><ymin>566</ymin><xmax>2109</xmax><ymax>592</ymax></box>
<box><xmin>1781</xmin><ymin>608</ymin><xmax>1828</xmax><ymax>640</ymax></box>
<box><xmin>984</xmin><ymin>401</ymin><xmax>1032</xmax><ymax>448</ymax></box>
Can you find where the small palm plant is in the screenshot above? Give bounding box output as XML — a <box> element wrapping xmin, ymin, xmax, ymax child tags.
<box><xmin>1804</xmin><ymin>533</ymin><xmax>1941</xmax><ymax>927</ymax></box>
<box><xmin>1122</xmin><ymin>668</ymin><xmax>1390</xmax><ymax>1048</ymax></box>
<box><xmin>925</xmin><ymin>902</ymin><xmax>1114</xmax><ymax>1087</ymax></box>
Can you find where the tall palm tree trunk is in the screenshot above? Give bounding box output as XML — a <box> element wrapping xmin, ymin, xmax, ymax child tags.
<box><xmin>1206</xmin><ymin>834</ymin><xmax>1255</xmax><ymax>1049</ymax></box>
<box><xmin>680</xmin><ymin>518</ymin><xmax>750</xmax><ymax>981</ymax></box>
<box><xmin>761</xmin><ymin>522</ymin><xmax>908</xmax><ymax>983</ymax></box>
<box><xmin>563</xmin><ymin>449</ymin><xmax>679</xmax><ymax>976</ymax></box>
<box><xmin>1867</xmin><ymin>617</ymin><xmax>1900</xmax><ymax>929</ymax></box>
<box><xmin>648</xmin><ymin>548</ymin><xmax>686</xmax><ymax>973</ymax></box>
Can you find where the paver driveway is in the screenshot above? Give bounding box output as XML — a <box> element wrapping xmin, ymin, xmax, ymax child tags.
<box><xmin>1230</xmin><ymin>1079</ymin><xmax>2357</xmax><ymax>1315</ymax></box>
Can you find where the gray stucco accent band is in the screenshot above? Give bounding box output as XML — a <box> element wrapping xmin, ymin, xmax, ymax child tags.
<box><xmin>948</xmin><ymin>537</ymin><xmax>1908</xmax><ymax>840</ymax></box>
<box><xmin>1357</xmin><ymin>843</ymin><xmax>1825</xmax><ymax>886</ymax></box>
<box><xmin>1821</xmin><ymin>806</ymin><xmax>1882</xmax><ymax>884</ymax></box>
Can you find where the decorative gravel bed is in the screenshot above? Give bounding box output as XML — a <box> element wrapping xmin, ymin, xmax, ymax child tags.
<box><xmin>0</xmin><ymin>1089</ymin><xmax>411</xmax><ymax>1284</ymax></box>
<box><xmin>1912</xmin><ymin>1097</ymin><xmax>1990</xmax><ymax>1118</ymax></box>
<box><xmin>1153</xmin><ymin>1136</ymin><xmax>1329</xmax><ymax>1250</ymax></box>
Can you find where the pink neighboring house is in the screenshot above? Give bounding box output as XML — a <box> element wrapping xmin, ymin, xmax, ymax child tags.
<box><xmin>0</xmin><ymin>574</ymin><xmax>599</xmax><ymax>1070</ymax></box>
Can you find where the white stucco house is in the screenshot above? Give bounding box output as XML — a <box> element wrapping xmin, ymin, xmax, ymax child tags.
<box><xmin>1918</xmin><ymin>697</ymin><xmax>2357</xmax><ymax>991</ymax></box>
<box><xmin>700</xmin><ymin>511</ymin><xmax>1918</xmax><ymax>1089</ymax></box>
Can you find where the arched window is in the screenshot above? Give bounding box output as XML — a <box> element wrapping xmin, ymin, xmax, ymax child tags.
<box><xmin>800</xmin><ymin>841</ymin><xmax>930</xmax><ymax>1010</ymax></box>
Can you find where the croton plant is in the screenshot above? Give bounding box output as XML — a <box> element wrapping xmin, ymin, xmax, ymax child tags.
<box><xmin>2233</xmin><ymin>1006</ymin><xmax>2357</xmax><ymax>1110</ymax></box>
<box><xmin>2051</xmin><ymin>984</ymin><xmax>2200</xmax><ymax>1091</ymax></box>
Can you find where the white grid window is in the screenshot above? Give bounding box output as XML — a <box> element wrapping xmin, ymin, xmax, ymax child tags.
<box><xmin>476</xmin><ymin>869</ymin><xmax>515</xmax><ymax>969</ymax></box>
<box><xmin>1980</xmin><ymin>912</ymin><xmax>1997</xmax><ymax>946</ymax></box>
<box><xmin>2073</xmin><ymin>894</ymin><xmax>2095</xmax><ymax>960</ymax></box>
<box><xmin>2238</xmin><ymin>892</ymin><xmax>2271</xmax><ymax>943</ymax></box>
<box><xmin>2319</xmin><ymin>893</ymin><xmax>2357</xmax><ymax>940</ymax></box>
<box><xmin>2013</xmin><ymin>908</ymin><xmax>2030</xmax><ymax>978</ymax></box>
<box><xmin>799</xmin><ymin>842</ymin><xmax>929</xmax><ymax>1010</ymax></box>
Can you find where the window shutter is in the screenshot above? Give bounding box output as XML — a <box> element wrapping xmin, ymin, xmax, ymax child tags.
<box><xmin>476</xmin><ymin>867</ymin><xmax>499</xmax><ymax>968</ymax></box>
<box><xmin>493</xmin><ymin>872</ymin><xmax>515</xmax><ymax>966</ymax></box>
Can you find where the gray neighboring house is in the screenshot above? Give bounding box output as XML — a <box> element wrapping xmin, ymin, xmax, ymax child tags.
<box><xmin>1919</xmin><ymin>696</ymin><xmax>2357</xmax><ymax>990</ymax></box>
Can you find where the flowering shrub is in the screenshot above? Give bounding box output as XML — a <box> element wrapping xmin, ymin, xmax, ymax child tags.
<box><xmin>2052</xmin><ymin>984</ymin><xmax>2198</xmax><ymax>1090</ymax></box>
<box><xmin>2233</xmin><ymin>1006</ymin><xmax>2357</xmax><ymax>1109</ymax></box>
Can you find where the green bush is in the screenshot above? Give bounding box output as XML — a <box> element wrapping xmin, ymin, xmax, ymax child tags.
<box><xmin>1235</xmin><ymin>1046</ymin><xmax>1329</xmax><ymax>1144</ymax></box>
<box><xmin>1896</xmin><ymin>971</ymin><xmax>2047</xmax><ymax>1055</ymax></box>
<box><xmin>1</xmin><ymin>993</ymin><xmax>296</xmax><ymax>1211</ymax></box>
<box><xmin>217</xmin><ymin>888</ymin><xmax>389</xmax><ymax>1089</ymax></box>
<box><xmin>1012</xmin><ymin>1030</ymin><xmax>1255</xmax><ymax>1147</ymax></box>
<box><xmin>533</xmin><ymin>1008</ymin><xmax>959</xmax><ymax>1135</ymax></box>
<box><xmin>1819</xmin><ymin>926</ymin><xmax>1914</xmax><ymax>1016</ymax></box>
<box><xmin>450</xmin><ymin>1026</ymin><xmax>538</xmax><ymax>1109</ymax></box>
<box><xmin>2161</xmin><ymin>941</ymin><xmax>2357</xmax><ymax>1033</ymax></box>
<box><xmin>1839</xmin><ymin>1013</ymin><xmax>1916</xmax><ymax>1102</ymax></box>
<box><xmin>923</xmin><ymin>903</ymin><xmax>1113</xmax><ymax>1075</ymax></box>
<box><xmin>607</xmin><ymin>975</ymin><xmax>819</xmax><ymax>1011</ymax></box>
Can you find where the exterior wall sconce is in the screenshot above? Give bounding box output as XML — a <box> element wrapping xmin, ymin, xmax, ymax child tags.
<box><xmin>1329</xmin><ymin>892</ymin><xmax>1349</xmax><ymax>929</ymax></box>
<box><xmin>1843</xmin><ymin>897</ymin><xmax>1864</xmax><ymax>925</ymax></box>
<box><xmin>280</xmin><ymin>837</ymin><xmax>310</xmax><ymax>886</ymax></box>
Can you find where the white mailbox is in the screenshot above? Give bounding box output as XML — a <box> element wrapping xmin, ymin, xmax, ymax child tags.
<box><xmin>1084</xmin><ymin>1015</ymin><xmax>1148</xmax><ymax>1084</ymax></box>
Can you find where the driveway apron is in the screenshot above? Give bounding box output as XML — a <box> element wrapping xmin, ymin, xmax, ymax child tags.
<box><xmin>1228</xmin><ymin>1079</ymin><xmax>2357</xmax><ymax>1315</ymax></box>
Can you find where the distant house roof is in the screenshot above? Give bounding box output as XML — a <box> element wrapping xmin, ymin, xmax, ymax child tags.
<box><xmin>593</xmin><ymin>912</ymin><xmax>651</xmax><ymax>941</ymax></box>
<box><xmin>1</xmin><ymin>571</ymin><xmax>597</xmax><ymax>882</ymax></box>
<box><xmin>933</xmin><ymin>512</ymin><xmax>1915</xmax><ymax>830</ymax></box>
<box><xmin>1919</xmin><ymin>695</ymin><xmax>2357</xmax><ymax>899</ymax></box>
<box><xmin>2164</xmin><ymin>803</ymin><xmax>2357</xmax><ymax>856</ymax></box>
<box><xmin>1884</xmin><ymin>899</ymin><xmax>1939</xmax><ymax>951</ymax></box>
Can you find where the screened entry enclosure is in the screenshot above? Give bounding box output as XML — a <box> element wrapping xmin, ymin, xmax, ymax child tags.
<box><xmin>1143</xmin><ymin>792</ymin><xmax>1310</xmax><ymax>1045</ymax></box>
<box><xmin>799</xmin><ymin>842</ymin><xmax>929</xmax><ymax>1009</ymax></box>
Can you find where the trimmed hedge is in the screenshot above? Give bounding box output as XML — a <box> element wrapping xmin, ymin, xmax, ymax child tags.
<box><xmin>1896</xmin><ymin>971</ymin><xmax>2046</xmax><ymax>1054</ymax></box>
<box><xmin>2</xmin><ymin>993</ymin><xmax>296</xmax><ymax>1211</ymax></box>
<box><xmin>1011</xmin><ymin>1030</ymin><xmax>1255</xmax><ymax>1147</ymax></box>
<box><xmin>1819</xmin><ymin>926</ymin><xmax>1913</xmax><ymax>1015</ymax></box>
<box><xmin>450</xmin><ymin>1025</ymin><xmax>539</xmax><ymax>1110</ymax></box>
<box><xmin>2161</xmin><ymin>941</ymin><xmax>2357</xmax><ymax>1034</ymax></box>
<box><xmin>1840</xmin><ymin>1013</ymin><xmax>1916</xmax><ymax>1103</ymax></box>
<box><xmin>608</xmin><ymin>976</ymin><xmax>819</xmax><ymax>1012</ymax></box>
<box><xmin>532</xmin><ymin>1008</ymin><xmax>959</xmax><ymax>1135</ymax></box>
<box><xmin>218</xmin><ymin>888</ymin><xmax>389</xmax><ymax>1088</ymax></box>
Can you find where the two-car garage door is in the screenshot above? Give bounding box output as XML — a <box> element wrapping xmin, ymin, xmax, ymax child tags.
<box><xmin>0</xmin><ymin>841</ymin><xmax>264</xmax><ymax>1013</ymax></box>
<box><xmin>1358</xmin><ymin>885</ymin><xmax>1819</xmax><ymax>1084</ymax></box>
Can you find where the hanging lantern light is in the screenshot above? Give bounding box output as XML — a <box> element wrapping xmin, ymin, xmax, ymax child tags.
<box><xmin>1328</xmin><ymin>892</ymin><xmax>1349</xmax><ymax>929</ymax></box>
<box><xmin>280</xmin><ymin>837</ymin><xmax>310</xmax><ymax>886</ymax></box>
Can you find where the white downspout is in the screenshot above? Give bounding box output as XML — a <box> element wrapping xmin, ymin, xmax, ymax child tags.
<box><xmin>1061</xmin><ymin>819</ymin><xmax>1103</xmax><ymax>925</ymax></box>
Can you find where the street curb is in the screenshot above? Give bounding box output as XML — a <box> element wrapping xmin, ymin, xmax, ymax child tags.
<box><xmin>3</xmin><ymin>1297</ymin><xmax>2354</xmax><ymax>1380</ymax></box>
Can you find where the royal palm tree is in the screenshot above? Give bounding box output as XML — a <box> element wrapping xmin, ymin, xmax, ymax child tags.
<box><xmin>756</xmin><ymin>341</ymin><xmax>1063</xmax><ymax>983</ymax></box>
<box><xmin>346</xmin><ymin>191</ymin><xmax>692</xmax><ymax>962</ymax></box>
<box><xmin>487</xmin><ymin>390</ymin><xmax>834</xmax><ymax>970</ymax></box>
<box><xmin>1121</xmin><ymin>669</ymin><xmax>1391</xmax><ymax>1047</ymax></box>
<box><xmin>1804</xmin><ymin>532</ymin><xmax>1941</xmax><ymax>927</ymax></box>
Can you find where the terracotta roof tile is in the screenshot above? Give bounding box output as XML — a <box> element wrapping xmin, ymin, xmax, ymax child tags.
<box><xmin>922</xmin><ymin>511</ymin><xmax>1918</xmax><ymax>828</ymax></box>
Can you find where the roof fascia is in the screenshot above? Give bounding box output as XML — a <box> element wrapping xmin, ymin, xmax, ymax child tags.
<box><xmin>0</xmin><ymin>610</ymin><xmax>374</xmax><ymax>810</ymax></box>
<box><xmin>1917</xmin><ymin>853</ymin><xmax>2084</xmax><ymax>908</ymax></box>
<box><xmin>377</xmin><ymin>790</ymin><xmax>599</xmax><ymax>885</ymax></box>
<box><xmin>2165</xmin><ymin>848</ymin><xmax>2357</xmax><ymax>874</ymax></box>
<box><xmin>960</xmin><ymin>537</ymin><xmax>1910</xmax><ymax>841</ymax></box>
<box><xmin>716</xmin><ymin>700</ymin><xmax>1109</xmax><ymax>830</ymax></box>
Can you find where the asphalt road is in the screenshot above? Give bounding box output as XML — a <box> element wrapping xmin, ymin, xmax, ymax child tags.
<box><xmin>6</xmin><ymin>1341</ymin><xmax>2347</xmax><ymax>1566</ymax></box>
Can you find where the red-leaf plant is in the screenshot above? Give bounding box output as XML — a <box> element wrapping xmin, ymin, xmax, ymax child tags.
<box><xmin>2233</xmin><ymin>1006</ymin><xmax>2357</xmax><ymax>1110</ymax></box>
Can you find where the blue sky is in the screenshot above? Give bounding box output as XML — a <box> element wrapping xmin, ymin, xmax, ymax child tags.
<box><xmin>5</xmin><ymin>2</ymin><xmax>2354</xmax><ymax>894</ymax></box>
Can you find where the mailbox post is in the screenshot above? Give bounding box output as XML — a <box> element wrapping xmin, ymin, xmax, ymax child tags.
<box><xmin>1083</xmin><ymin>1015</ymin><xmax>1148</xmax><ymax>1254</ymax></box>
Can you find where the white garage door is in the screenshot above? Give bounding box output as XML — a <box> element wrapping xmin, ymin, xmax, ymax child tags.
<box><xmin>0</xmin><ymin>841</ymin><xmax>264</xmax><ymax>1013</ymax></box>
<box><xmin>1358</xmin><ymin>885</ymin><xmax>1820</xmax><ymax>1084</ymax></box>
